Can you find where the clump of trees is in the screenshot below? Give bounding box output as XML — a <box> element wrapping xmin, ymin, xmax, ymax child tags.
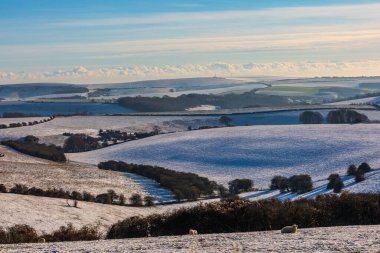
<box><xmin>327</xmin><ymin>109</ymin><xmax>369</xmax><ymax>124</ymax></box>
<box><xmin>228</xmin><ymin>179</ymin><xmax>253</xmax><ymax>194</ymax></box>
<box><xmin>130</xmin><ymin>194</ymin><xmax>143</xmax><ymax>206</ymax></box>
<box><xmin>1</xmin><ymin>140</ymin><xmax>66</xmax><ymax>162</ymax></box>
<box><xmin>63</xmin><ymin>134</ymin><xmax>101</xmax><ymax>153</ymax></box>
<box><xmin>106</xmin><ymin>193</ymin><xmax>380</xmax><ymax>239</ymax></box>
<box><xmin>299</xmin><ymin>109</ymin><xmax>371</xmax><ymax>124</ymax></box>
<box><xmin>327</xmin><ymin>174</ymin><xmax>344</xmax><ymax>193</ymax></box>
<box><xmin>346</xmin><ymin>162</ymin><xmax>372</xmax><ymax>183</ymax></box>
<box><xmin>270</xmin><ymin>175</ymin><xmax>313</xmax><ymax>194</ymax></box>
<box><xmin>299</xmin><ymin>111</ymin><xmax>324</xmax><ymax>124</ymax></box>
<box><xmin>270</xmin><ymin>176</ymin><xmax>289</xmax><ymax>193</ymax></box>
<box><xmin>98</xmin><ymin>161</ymin><xmax>220</xmax><ymax>201</ymax></box>
<box><xmin>219</xmin><ymin>116</ymin><xmax>233</xmax><ymax>126</ymax></box>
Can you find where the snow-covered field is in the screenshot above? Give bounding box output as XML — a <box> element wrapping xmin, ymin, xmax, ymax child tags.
<box><xmin>68</xmin><ymin>124</ymin><xmax>380</xmax><ymax>190</ymax></box>
<box><xmin>0</xmin><ymin>115</ymin><xmax>222</xmax><ymax>145</ymax></box>
<box><xmin>1</xmin><ymin>225</ymin><xmax>379</xmax><ymax>252</ymax></box>
<box><xmin>0</xmin><ymin>146</ymin><xmax>144</xmax><ymax>197</ymax></box>
<box><xmin>1</xmin><ymin>109</ymin><xmax>380</xmax><ymax>146</ymax></box>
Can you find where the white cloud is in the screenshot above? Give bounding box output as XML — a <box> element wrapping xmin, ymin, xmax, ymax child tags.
<box><xmin>1</xmin><ymin>61</ymin><xmax>380</xmax><ymax>84</ymax></box>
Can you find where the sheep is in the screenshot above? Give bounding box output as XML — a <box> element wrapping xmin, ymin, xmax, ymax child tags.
<box><xmin>189</xmin><ymin>229</ymin><xmax>198</xmax><ymax>235</ymax></box>
<box><xmin>281</xmin><ymin>224</ymin><xmax>298</xmax><ymax>233</ymax></box>
<box><xmin>37</xmin><ymin>238</ymin><xmax>46</xmax><ymax>243</ymax></box>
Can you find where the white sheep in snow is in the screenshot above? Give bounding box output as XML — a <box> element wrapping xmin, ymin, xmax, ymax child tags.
<box><xmin>37</xmin><ymin>238</ymin><xmax>46</xmax><ymax>243</ymax></box>
<box><xmin>281</xmin><ymin>224</ymin><xmax>298</xmax><ymax>233</ymax></box>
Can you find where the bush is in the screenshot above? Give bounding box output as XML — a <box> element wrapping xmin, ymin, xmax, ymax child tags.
<box><xmin>327</xmin><ymin>109</ymin><xmax>369</xmax><ymax>124</ymax></box>
<box><xmin>130</xmin><ymin>194</ymin><xmax>143</xmax><ymax>206</ymax></box>
<box><xmin>228</xmin><ymin>179</ymin><xmax>253</xmax><ymax>194</ymax></box>
<box><xmin>327</xmin><ymin>174</ymin><xmax>344</xmax><ymax>193</ymax></box>
<box><xmin>289</xmin><ymin>175</ymin><xmax>313</xmax><ymax>193</ymax></box>
<box><xmin>358</xmin><ymin>162</ymin><xmax>371</xmax><ymax>173</ymax></box>
<box><xmin>270</xmin><ymin>176</ymin><xmax>289</xmax><ymax>192</ymax></box>
<box><xmin>107</xmin><ymin>193</ymin><xmax>380</xmax><ymax>239</ymax></box>
<box><xmin>44</xmin><ymin>223</ymin><xmax>101</xmax><ymax>242</ymax></box>
<box><xmin>347</xmin><ymin>164</ymin><xmax>357</xmax><ymax>176</ymax></box>
<box><xmin>299</xmin><ymin>111</ymin><xmax>324</xmax><ymax>124</ymax></box>
<box><xmin>355</xmin><ymin>171</ymin><xmax>365</xmax><ymax>182</ymax></box>
<box><xmin>144</xmin><ymin>195</ymin><xmax>155</xmax><ymax>206</ymax></box>
<box><xmin>333</xmin><ymin>181</ymin><xmax>344</xmax><ymax>193</ymax></box>
<box><xmin>0</xmin><ymin>184</ymin><xmax>7</xmax><ymax>193</ymax></box>
<box><xmin>5</xmin><ymin>224</ymin><xmax>39</xmax><ymax>244</ymax></box>
<box><xmin>327</xmin><ymin>174</ymin><xmax>341</xmax><ymax>189</ymax></box>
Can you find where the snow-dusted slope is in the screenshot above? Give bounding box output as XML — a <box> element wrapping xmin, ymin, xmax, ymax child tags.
<box><xmin>0</xmin><ymin>194</ymin><xmax>171</xmax><ymax>234</ymax></box>
<box><xmin>1</xmin><ymin>225</ymin><xmax>379</xmax><ymax>252</ymax></box>
<box><xmin>68</xmin><ymin>124</ymin><xmax>380</xmax><ymax>190</ymax></box>
<box><xmin>0</xmin><ymin>146</ymin><xmax>144</xmax><ymax>197</ymax></box>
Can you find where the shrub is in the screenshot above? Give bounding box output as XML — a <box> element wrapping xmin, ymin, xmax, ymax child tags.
<box><xmin>44</xmin><ymin>223</ymin><xmax>101</xmax><ymax>242</ymax></box>
<box><xmin>299</xmin><ymin>111</ymin><xmax>324</xmax><ymax>124</ymax></box>
<box><xmin>355</xmin><ymin>171</ymin><xmax>365</xmax><ymax>182</ymax></box>
<box><xmin>130</xmin><ymin>194</ymin><xmax>143</xmax><ymax>206</ymax></box>
<box><xmin>327</xmin><ymin>174</ymin><xmax>341</xmax><ymax>189</ymax></box>
<box><xmin>358</xmin><ymin>162</ymin><xmax>371</xmax><ymax>173</ymax></box>
<box><xmin>6</xmin><ymin>224</ymin><xmax>39</xmax><ymax>244</ymax></box>
<box><xmin>347</xmin><ymin>164</ymin><xmax>357</xmax><ymax>176</ymax></box>
<box><xmin>218</xmin><ymin>185</ymin><xmax>229</xmax><ymax>198</ymax></box>
<box><xmin>333</xmin><ymin>181</ymin><xmax>344</xmax><ymax>193</ymax></box>
<box><xmin>228</xmin><ymin>179</ymin><xmax>253</xmax><ymax>194</ymax></box>
<box><xmin>270</xmin><ymin>176</ymin><xmax>289</xmax><ymax>192</ymax></box>
<box><xmin>144</xmin><ymin>195</ymin><xmax>155</xmax><ymax>206</ymax></box>
<box><xmin>289</xmin><ymin>175</ymin><xmax>313</xmax><ymax>193</ymax></box>
<box><xmin>0</xmin><ymin>184</ymin><xmax>7</xmax><ymax>193</ymax></box>
<box><xmin>327</xmin><ymin>109</ymin><xmax>369</xmax><ymax>124</ymax></box>
<box><xmin>327</xmin><ymin>174</ymin><xmax>344</xmax><ymax>193</ymax></box>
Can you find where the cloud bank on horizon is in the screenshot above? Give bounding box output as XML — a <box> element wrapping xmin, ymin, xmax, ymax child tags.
<box><xmin>0</xmin><ymin>0</ymin><xmax>379</xmax><ymax>84</ymax></box>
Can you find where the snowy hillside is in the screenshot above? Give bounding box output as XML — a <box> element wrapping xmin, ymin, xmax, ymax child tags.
<box><xmin>68</xmin><ymin>124</ymin><xmax>380</xmax><ymax>191</ymax></box>
<box><xmin>2</xmin><ymin>110</ymin><xmax>380</xmax><ymax>147</ymax></box>
<box><xmin>0</xmin><ymin>193</ymin><xmax>177</xmax><ymax>234</ymax></box>
<box><xmin>0</xmin><ymin>146</ymin><xmax>144</xmax><ymax>197</ymax></box>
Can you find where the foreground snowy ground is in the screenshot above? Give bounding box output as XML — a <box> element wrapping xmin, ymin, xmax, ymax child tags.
<box><xmin>68</xmin><ymin>124</ymin><xmax>380</xmax><ymax>189</ymax></box>
<box><xmin>0</xmin><ymin>193</ymin><xmax>194</xmax><ymax>234</ymax></box>
<box><xmin>1</xmin><ymin>225</ymin><xmax>379</xmax><ymax>253</ymax></box>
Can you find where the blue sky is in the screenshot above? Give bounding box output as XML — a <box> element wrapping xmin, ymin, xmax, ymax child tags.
<box><xmin>0</xmin><ymin>0</ymin><xmax>380</xmax><ymax>83</ymax></box>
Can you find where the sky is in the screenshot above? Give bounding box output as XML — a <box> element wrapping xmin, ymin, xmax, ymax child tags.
<box><xmin>0</xmin><ymin>0</ymin><xmax>380</xmax><ymax>84</ymax></box>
